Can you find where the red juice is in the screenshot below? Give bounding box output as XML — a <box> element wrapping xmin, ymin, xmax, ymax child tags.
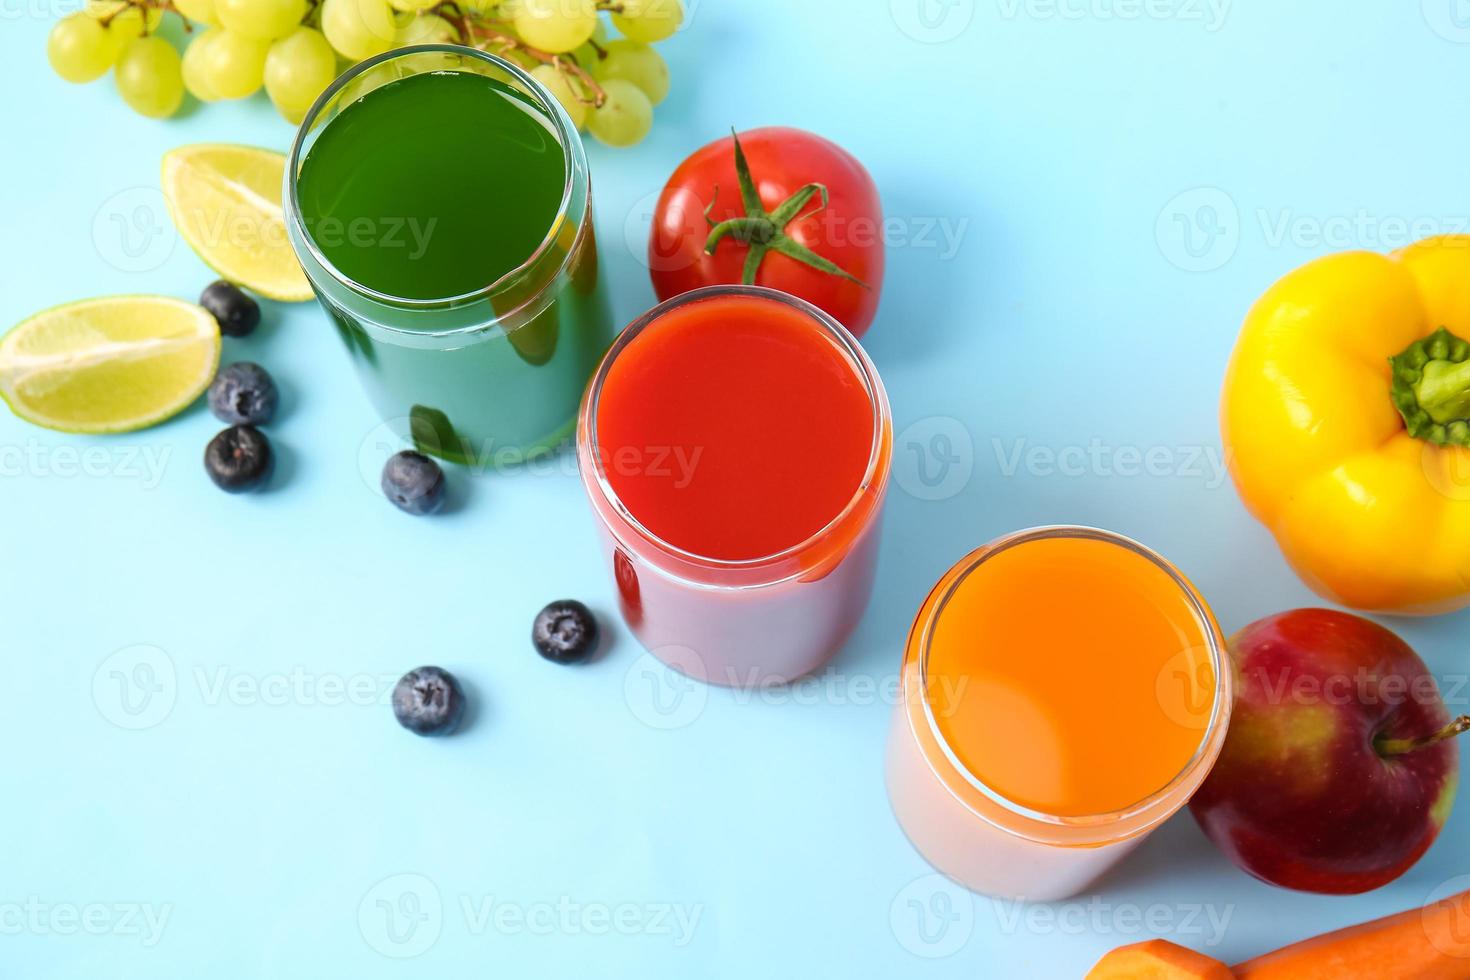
<box><xmin>595</xmin><ymin>293</ymin><xmax>875</xmax><ymax>561</ymax></box>
<box><xmin>578</xmin><ymin>286</ymin><xmax>893</xmax><ymax>686</ymax></box>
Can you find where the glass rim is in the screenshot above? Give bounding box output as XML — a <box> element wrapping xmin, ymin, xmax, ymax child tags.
<box><xmin>914</xmin><ymin>525</ymin><xmax>1231</xmax><ymax>830</ymax></box>
<box><xmin>284</xmin><ymin>43</ymin><xmax>581</xmax><ymax>317</ymax></box>
<box><xmin>579</xmin><ymin>284</ymin><xmax>892</xmax><ymax>575</ymax></box>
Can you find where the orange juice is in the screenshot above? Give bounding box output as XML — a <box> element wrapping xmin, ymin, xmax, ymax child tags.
<box><xmin>886</xmin><ymin>527</ymin><xmax>1231</xmax><ymax>901</ymax></box>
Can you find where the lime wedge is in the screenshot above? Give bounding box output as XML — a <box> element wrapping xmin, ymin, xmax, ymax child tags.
<box><xmin>0</xmin><ymin>296</ymin><xmax>220</xmax><ymax>433</ymax></box>
<box><xmin>162</xmin><ymin>143</ymin><xmax>313</xmax><ymax>303</ymax></box>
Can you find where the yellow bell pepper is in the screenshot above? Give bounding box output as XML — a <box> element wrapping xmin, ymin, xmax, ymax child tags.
<box><xmin>1222</xmin><ymin>235</ymin><xmax>1470</xmax><ymax>615</ymax></box>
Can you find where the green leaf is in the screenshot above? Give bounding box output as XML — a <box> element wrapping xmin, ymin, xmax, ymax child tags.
<box><xmin>729</xmin><ymin>130</ymin><xmax>766</xmax><ymax>219</ymax></box>
<box><xmin>770</xmin><ymin>237</ymin><xmax>869</xmax><ymax>289</ymax></box>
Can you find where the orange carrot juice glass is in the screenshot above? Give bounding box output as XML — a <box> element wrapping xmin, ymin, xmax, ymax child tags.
<box><xmin>886</xmin><ymin>526</ymin><xmax>1231</xmax><ymax>901</ymax></box>
<box><xmin>577</xmin><ymin>285</ymin><xmax>892</xmax><ymax>686</ymax></box>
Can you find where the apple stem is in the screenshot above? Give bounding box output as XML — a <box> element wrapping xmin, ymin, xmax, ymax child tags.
<box><xmin>1377</xmin><ymin>715</ymin><xmax>1470</xmax><ymax>756</ymax></box>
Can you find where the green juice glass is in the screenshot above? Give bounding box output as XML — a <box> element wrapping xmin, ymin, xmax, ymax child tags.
<box><xmin>284</xmin><ymin>45</ymin><xmax>614</xmax><ymax>466</ymax></box>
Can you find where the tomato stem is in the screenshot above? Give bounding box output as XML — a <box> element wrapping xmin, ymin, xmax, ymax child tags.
<box><xmin>702</xmin><ymin>130</ymin><xmax>869</xmax><ymax>289</ymax></box>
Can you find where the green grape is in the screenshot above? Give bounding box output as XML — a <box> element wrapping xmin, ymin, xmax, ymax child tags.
<box><xmin>514</xmin><ymin>0</ymin><xmax>597</xmax><ymax>54</ymax></box>
<box><xmin>201</xmin><ymin>27</ymin><xmax>268</xmax><ymax>97</ymax></box>
<box><xmin>587</xmin><ymin>77</ymin><xmax>651</xmax><ymax>147</ymax></box>
<box><xmin>592</xmin><ymin>38</ymin><xmax>666</xmax><ymax>104</ymax></box>
<box><xmin>114</xmin><ymin>35</ymin><xmax>184</xmax><ymax>117</ymax></box>
<box><xmin>568</xmin><ymin>18</ymin><xmax>606</xmax><ymax>71</ymax></box>
<box><xmin>321</xmin><ymin>0</ymin><xmax>395</xmax><ymax>61</ymax></box>
<box><xmin>265</xmin><ymin>26</ymin><xmax>336</xmax><ymax>121</ymax></box>
<box><xmin>530</xmin><ymin>63</ymin><xmax>586</xmax><ymax>130</ymax></box>
<box><xmin>181</xmin><ymin>27</ymin><xmax>221</xmax><ymax>99</ymax></box>
<box><xmin>174</xmin><ymin>0</ymin><xmax>219</xmax><ymax>26</ymax></box>
<box><xmin>216</xmin><ymin>0</ymin><xmax>308</xmax><ymax>40</ymax></box>
<box><xmin>459</xmin><ymin>0</ymin><xmax>501</xmax><ymax>13</ymax></box>
<box><xmin>610</xmin><ymin>0</ymin><xmax>682</xmax><ymax>43</ymax></box>
<box><xmin>388</xmin><ymin>0</ymin><xmax>438</xmax><ymax>11</ymax></box>
<box><xmin>47</xmin><ymin>13</ymin><xmax>121</xmax><ymax>83</ymax></box>
<box><xmin>392</xmin><ymin>12</ymin><xmax>455</xmax><ymax>43</ymax></box>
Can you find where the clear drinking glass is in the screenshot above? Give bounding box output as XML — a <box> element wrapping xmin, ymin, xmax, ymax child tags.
<box><xmin>885</xmin><ymin>526</ymin><xmax>1233</xmax><ymax>902</ymax></box>
<box><xmin>577</xmin><ymin>285</ymin><xmax>894</xmax><ymax>686</ymax></box>
<box><xmin>284</xmin><ymin>45</ymin><xmax>614</xmax><ymax>465</ymax></box>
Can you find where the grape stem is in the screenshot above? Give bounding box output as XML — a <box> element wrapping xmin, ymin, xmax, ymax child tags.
<box><xmin>433</xmin><ymin>2</ymin><xmax>609</xmax><ymax>107</ymax></box>
<box><xmin>157</xmin><ymin>0</ymin><xmax>193</xmax><ymax>32</ymax></box>
<box><xmin>97</xmin><ymin>0</ymin><xmax>197</xmax><ymax>34</ymax></box>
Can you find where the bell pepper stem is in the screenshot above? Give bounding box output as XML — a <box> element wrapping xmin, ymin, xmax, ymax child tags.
<box><xmin>1391</xmin><ymin>327</ymin><xmax>1470</xmax><ymax>446</ymax></box>
<box><xmin>1414</xmin><ymin>358</ymin><xmax>1470</xmax><ymax>423</ymax></box>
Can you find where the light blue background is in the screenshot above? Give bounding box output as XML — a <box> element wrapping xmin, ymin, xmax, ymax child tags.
<box><xmin>4</xmin><ymin>1</ymin><xmax>1470</xmax><ymax>975</ymax></box>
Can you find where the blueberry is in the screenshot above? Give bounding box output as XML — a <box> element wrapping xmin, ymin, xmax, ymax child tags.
<box><xmin>532</xmin><ymin>600</ymin><xmax>599</xmax><ymax>664</ymax></box>
<box><xmin>392</xmin><ymin>666</ymin><xmax>465</xmax><ymax>736</ymax></box>
<box><xmin>200</xmin><ymin>281</ymin><xmax>261</xmax><ymax>338</ymax></box>
<box><xmin>382</xmin><ymin>450</ymin><xmax>445</xmax><ymax>515</ymax></box>
<box><xmin>208</xmin><ymin>362</ymin><xmax>278</xmax><ymax>426</ymax></box>
<box><xmin>204</xmin><ymin>425</ymin><xmax>272</xmax><ymax>492</ymax></box>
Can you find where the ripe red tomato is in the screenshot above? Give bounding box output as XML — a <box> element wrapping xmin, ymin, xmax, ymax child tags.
<box><xmin>648</xmin><ymin>127</ymin><xmax>885</xmax><ymax>337</ymax></box>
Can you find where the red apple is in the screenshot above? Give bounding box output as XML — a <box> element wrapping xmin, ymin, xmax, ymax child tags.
<box><xmin>1189</xmin><ymin>608</ymin><xmax>1467</xmax><ymax>894</ymax></box>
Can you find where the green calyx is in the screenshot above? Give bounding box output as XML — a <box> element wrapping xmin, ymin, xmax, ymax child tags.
<box><xmin>703</xmin><ymin>130</ymin><xmax>869</xmax><ymax>289</ymax></box>
<box><xmin>1391</xmin><ymin>327</ymin><xmax>1470</xmax><ymax>446</ymax></box>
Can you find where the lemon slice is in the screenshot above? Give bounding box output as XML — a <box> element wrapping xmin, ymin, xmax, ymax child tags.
<box><xmin>0</xmin><ymin>296</ymin><xmax>220</xmax><ymax>433</ymax></box>
<box><xmin>162</xmin><ymin>143</ymin><xmax>313</xmax><ymax>302</ymax></box>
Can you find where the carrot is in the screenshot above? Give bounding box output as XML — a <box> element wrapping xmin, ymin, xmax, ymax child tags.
<box><xmin>1085</xmin><ymin>939</ymin><xmax>1235</xmax><ymax>979</ymax></box>
<box><xmin>1233</xmin><ymin>889</ymin><xmax>1470</xmax><ymax>980</ymax></box>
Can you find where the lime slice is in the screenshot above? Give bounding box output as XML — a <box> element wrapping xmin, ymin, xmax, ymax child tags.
<box><xmin>0</xmin><ymin>296</ymin><xmax>221</xmax><ymax>433</ymax></box>
<box><xmin>162</xmin><ymin>143</ymin><xmax>313</xmax><ymax>303</ymax></box>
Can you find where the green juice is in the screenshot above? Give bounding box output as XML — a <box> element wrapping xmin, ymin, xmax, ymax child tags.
<box><xmin>298</xmin><ymin>71</ymin><xmax>564</xmax><ymax>300</ymax></box>
<box><xmin>288</xmin><ymin>51</ymin><xmax>614</xmax><ymax>465</ymax></box>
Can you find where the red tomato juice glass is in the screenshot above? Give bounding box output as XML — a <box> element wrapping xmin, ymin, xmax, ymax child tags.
<box><xmin>577</xmin><ymin>285</ymin><xmax>893</xmax><ymax>686</ymax></box>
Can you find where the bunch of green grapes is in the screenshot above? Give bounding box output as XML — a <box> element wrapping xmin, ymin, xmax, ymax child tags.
<box><xmin>47</xmin><ymin>0</ymin><xmax>336</xmax><ymax>120</ymax></box>
<box><xmin>322</xmin><ymin>0</ymin><xmax>681</xmax><ymax>145</ymax></box>
<box><xmin>46</xmin><ymin>0</ymin><xmax>683</xmax><ymax>146</ymax></box>
<box><xmin>498</xmin><ymin>0</ymin><xmax>681</xmax><ymax>146</ymax></box>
